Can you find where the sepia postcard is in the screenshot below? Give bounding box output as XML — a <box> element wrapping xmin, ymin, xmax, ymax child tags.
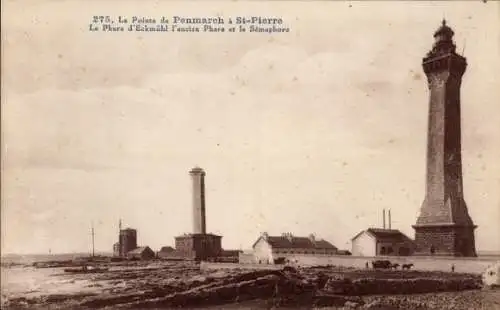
<box><xmin>1</xmin><ymin>0</ymin><xmax>499</xmax><ymax>309</ymax></box>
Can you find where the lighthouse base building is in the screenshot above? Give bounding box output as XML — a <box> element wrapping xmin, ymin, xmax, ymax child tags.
<box><xmin>174</xmin><ymin>233</ymin><xmax>222</xmax><ymax>261</ymax></box>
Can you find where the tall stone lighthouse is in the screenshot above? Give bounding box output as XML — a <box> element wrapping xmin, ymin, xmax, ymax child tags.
<box><xmin>412</xmin><ymin>20</ymin><xmax>477</xmax><ymax>257</ymax></box>
<box><xmin>190</xmin><ymin>167</ymin><xmax>207</xmax><ymax>234</ymax></box>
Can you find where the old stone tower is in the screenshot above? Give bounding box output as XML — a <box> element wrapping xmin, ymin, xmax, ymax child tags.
<box><xmin>173</xmin><ymin>167</ymin><xmax>222</xmax><ymax>261</ymax></box>
<box><xmin>412</xmin><ymin>20</ymin><xmax>477</xmax><ymax>257</ymax></box>
<box><xmin>190</xmin><ymin>166</ymin><xmax>207</xmax><ymax>234</ymax></box>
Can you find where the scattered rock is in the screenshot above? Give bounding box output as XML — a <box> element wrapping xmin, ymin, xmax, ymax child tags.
<box><xmin>2</xmin><ymin>262</ymin><xmax>492</xmax><ymax>310</ymax></box>
<box><xmin>344</xmin><ymin>300</ymin><xmax>361</xmax><ymax>308</ymax></box>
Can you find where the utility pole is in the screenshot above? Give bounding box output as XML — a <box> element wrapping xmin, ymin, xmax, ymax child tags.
<box><xmin>118</xmin><ymin>219</ymin><xmax>122</xmax><ymax>257</ymax></box>
<box><xmin>91</xmin><ymin>222</ymin><xmax>95</xmax><ymax>258</ymax></box>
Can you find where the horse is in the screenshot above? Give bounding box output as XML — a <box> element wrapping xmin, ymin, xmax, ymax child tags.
<box><xmin>402</xmin><ymin>263</ymin><xmax>414</xmax><ymax>270</ymax></box>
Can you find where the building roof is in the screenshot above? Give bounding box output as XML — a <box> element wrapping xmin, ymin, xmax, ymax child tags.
<box><xmin>351</xmin><ymin>228</ymin><xmax>413</xmax><ymax>243</ymax></box>
<box><xmin>127</xmin><ymin>246</ymin><xmax>152</xmax><ymax>254</ymax></box>
<box><xmin>254</xmin><ymin>234</ymin><xmax>337</xmax><ymax>250</ymax></box>
<box><xmin>434</xmin><ymin>19</ymin><xmax>454</xmax><ymax>38</ymax></box>
<box><xmin>175</xmin><ymin>233</ymin><xmax>222</xmax><ymax>239</ymax></box>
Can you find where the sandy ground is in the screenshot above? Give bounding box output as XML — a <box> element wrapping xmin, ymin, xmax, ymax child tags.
<box><xmin>1</xmin><ymin>261</ymin><xmax>499</xmax><ymax>309</ymax></box>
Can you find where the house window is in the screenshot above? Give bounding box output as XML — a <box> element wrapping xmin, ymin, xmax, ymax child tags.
<box><xmin>380</xmin><ymin>247</ymin><xmax>386</xmax><ymax>255</ymax></box>
<box><xmin>387</xmin><ymin>247</ymin><xmax>394</xmax><ymax>254</ymax></box>
<box><xmin>430</xmin><ymin>246</ymin><xmax>436</xmax><ymax>255</ymax></box>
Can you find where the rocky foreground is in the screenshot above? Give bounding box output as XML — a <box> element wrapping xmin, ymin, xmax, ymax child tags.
<box><xmin>2</xmin><ymin>262</ymin><xmax>500</xmax><ymax>309</ymax></box>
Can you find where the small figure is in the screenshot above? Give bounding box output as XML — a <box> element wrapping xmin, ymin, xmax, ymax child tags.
<box><xmin>451</xmin><ymin>264</ymin><xmax>455</xmax><ymax>272</ymax></box>
<box><xmin>365</xmin><ymin>262</ymin><xmax>369</xmax><ymax>269</ymax></box>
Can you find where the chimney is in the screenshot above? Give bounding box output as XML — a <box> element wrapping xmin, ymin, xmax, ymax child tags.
<box><xmin>261</xmin><ymin>232</ymin><xmax>269</xmax><ymax>240</ymax></box>
<box><xmin>388</xmin><ymin>209</ymin><xmax>392</xmax><ymax>230</ymax></box>
<box><xmin>190</xmin><ymin>167</ymin><xmax>206</xmax><ymax>234</ymax></box>
<box><xmin>383</xmin><ymin>209</ymin><xmax>386</xmax><ymax>229</ymax></box>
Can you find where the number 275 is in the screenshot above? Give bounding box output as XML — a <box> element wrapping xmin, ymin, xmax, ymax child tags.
<box><xmin>93</xmin><ymin>16</ymin><xmax>111</xmax><ymax>23</ymax></box>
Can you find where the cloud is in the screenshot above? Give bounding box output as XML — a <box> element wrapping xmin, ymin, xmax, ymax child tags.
<box><xmin>2</xmin><ymin>0</ymin><xmax>499</xmax><ymax>254</ymax></box>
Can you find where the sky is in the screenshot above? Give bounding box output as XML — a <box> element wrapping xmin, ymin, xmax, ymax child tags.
<box><xmin>2</xmin><ymin>0</ymin><xmax>500</xmax><ymax>255</ymax></box>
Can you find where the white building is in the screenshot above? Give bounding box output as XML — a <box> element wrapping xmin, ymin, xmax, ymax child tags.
<box><xmin>351</xmin><ymin>228</ymin><xmax>414</xmax><ymax>257</ymax></box>
<box><xmin>251</xmin><ymin>232</ymin><xmax>338</xmax><ymax>264</ymax></box>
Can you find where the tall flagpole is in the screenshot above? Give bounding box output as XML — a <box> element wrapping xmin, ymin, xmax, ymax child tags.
<box><xmin>91</xmin><ymin>222</ymin><xmax>95</xmax><ymax>257</ymax></box>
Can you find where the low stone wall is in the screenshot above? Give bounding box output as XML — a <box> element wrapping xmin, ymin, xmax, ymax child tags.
<box><xmin>288</xmin><ymin>254</ymin><xmax>497</xmax><ymax>274</ymax></box>
<box><xmin>235</xmin><ymin>252</ymin><xmax>498</xmax><ymax>274</ymax></box>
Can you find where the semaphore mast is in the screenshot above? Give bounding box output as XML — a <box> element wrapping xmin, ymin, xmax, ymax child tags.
<box><xmin>91</xmin><ymin>222</ymin><xmax>95</xmax><ymax>258</ymax></box>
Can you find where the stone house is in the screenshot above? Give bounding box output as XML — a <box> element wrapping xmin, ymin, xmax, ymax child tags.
<box><xmin>157</xmin><ymin>246</ymin><xmax>175</xmax><ymax>259</ymax></box>
<box><xmin>336</xmin><ymin>250</ymin><xmax>352</xmax><ymax>255</ymax></box>
<box><xmin>252</xmin><ymin>232</ymin><xmax>338</xmax><ymax>264</ymax></box>
<box><xmin>126</xmin><ymin>246</ymin><xmax>155</xmax><ymax>260</ymax></box>
<box><xmin>351</xmin><ymin>228</ymin><xmax>415</xmax><ymax>257</ymax></box>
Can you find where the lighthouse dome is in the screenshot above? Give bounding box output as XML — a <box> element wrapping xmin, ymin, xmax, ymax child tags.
<box><xmin>434</xmin><ymin>19</ymin><xmax>454</xmax><ymax>39</ymax></box>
